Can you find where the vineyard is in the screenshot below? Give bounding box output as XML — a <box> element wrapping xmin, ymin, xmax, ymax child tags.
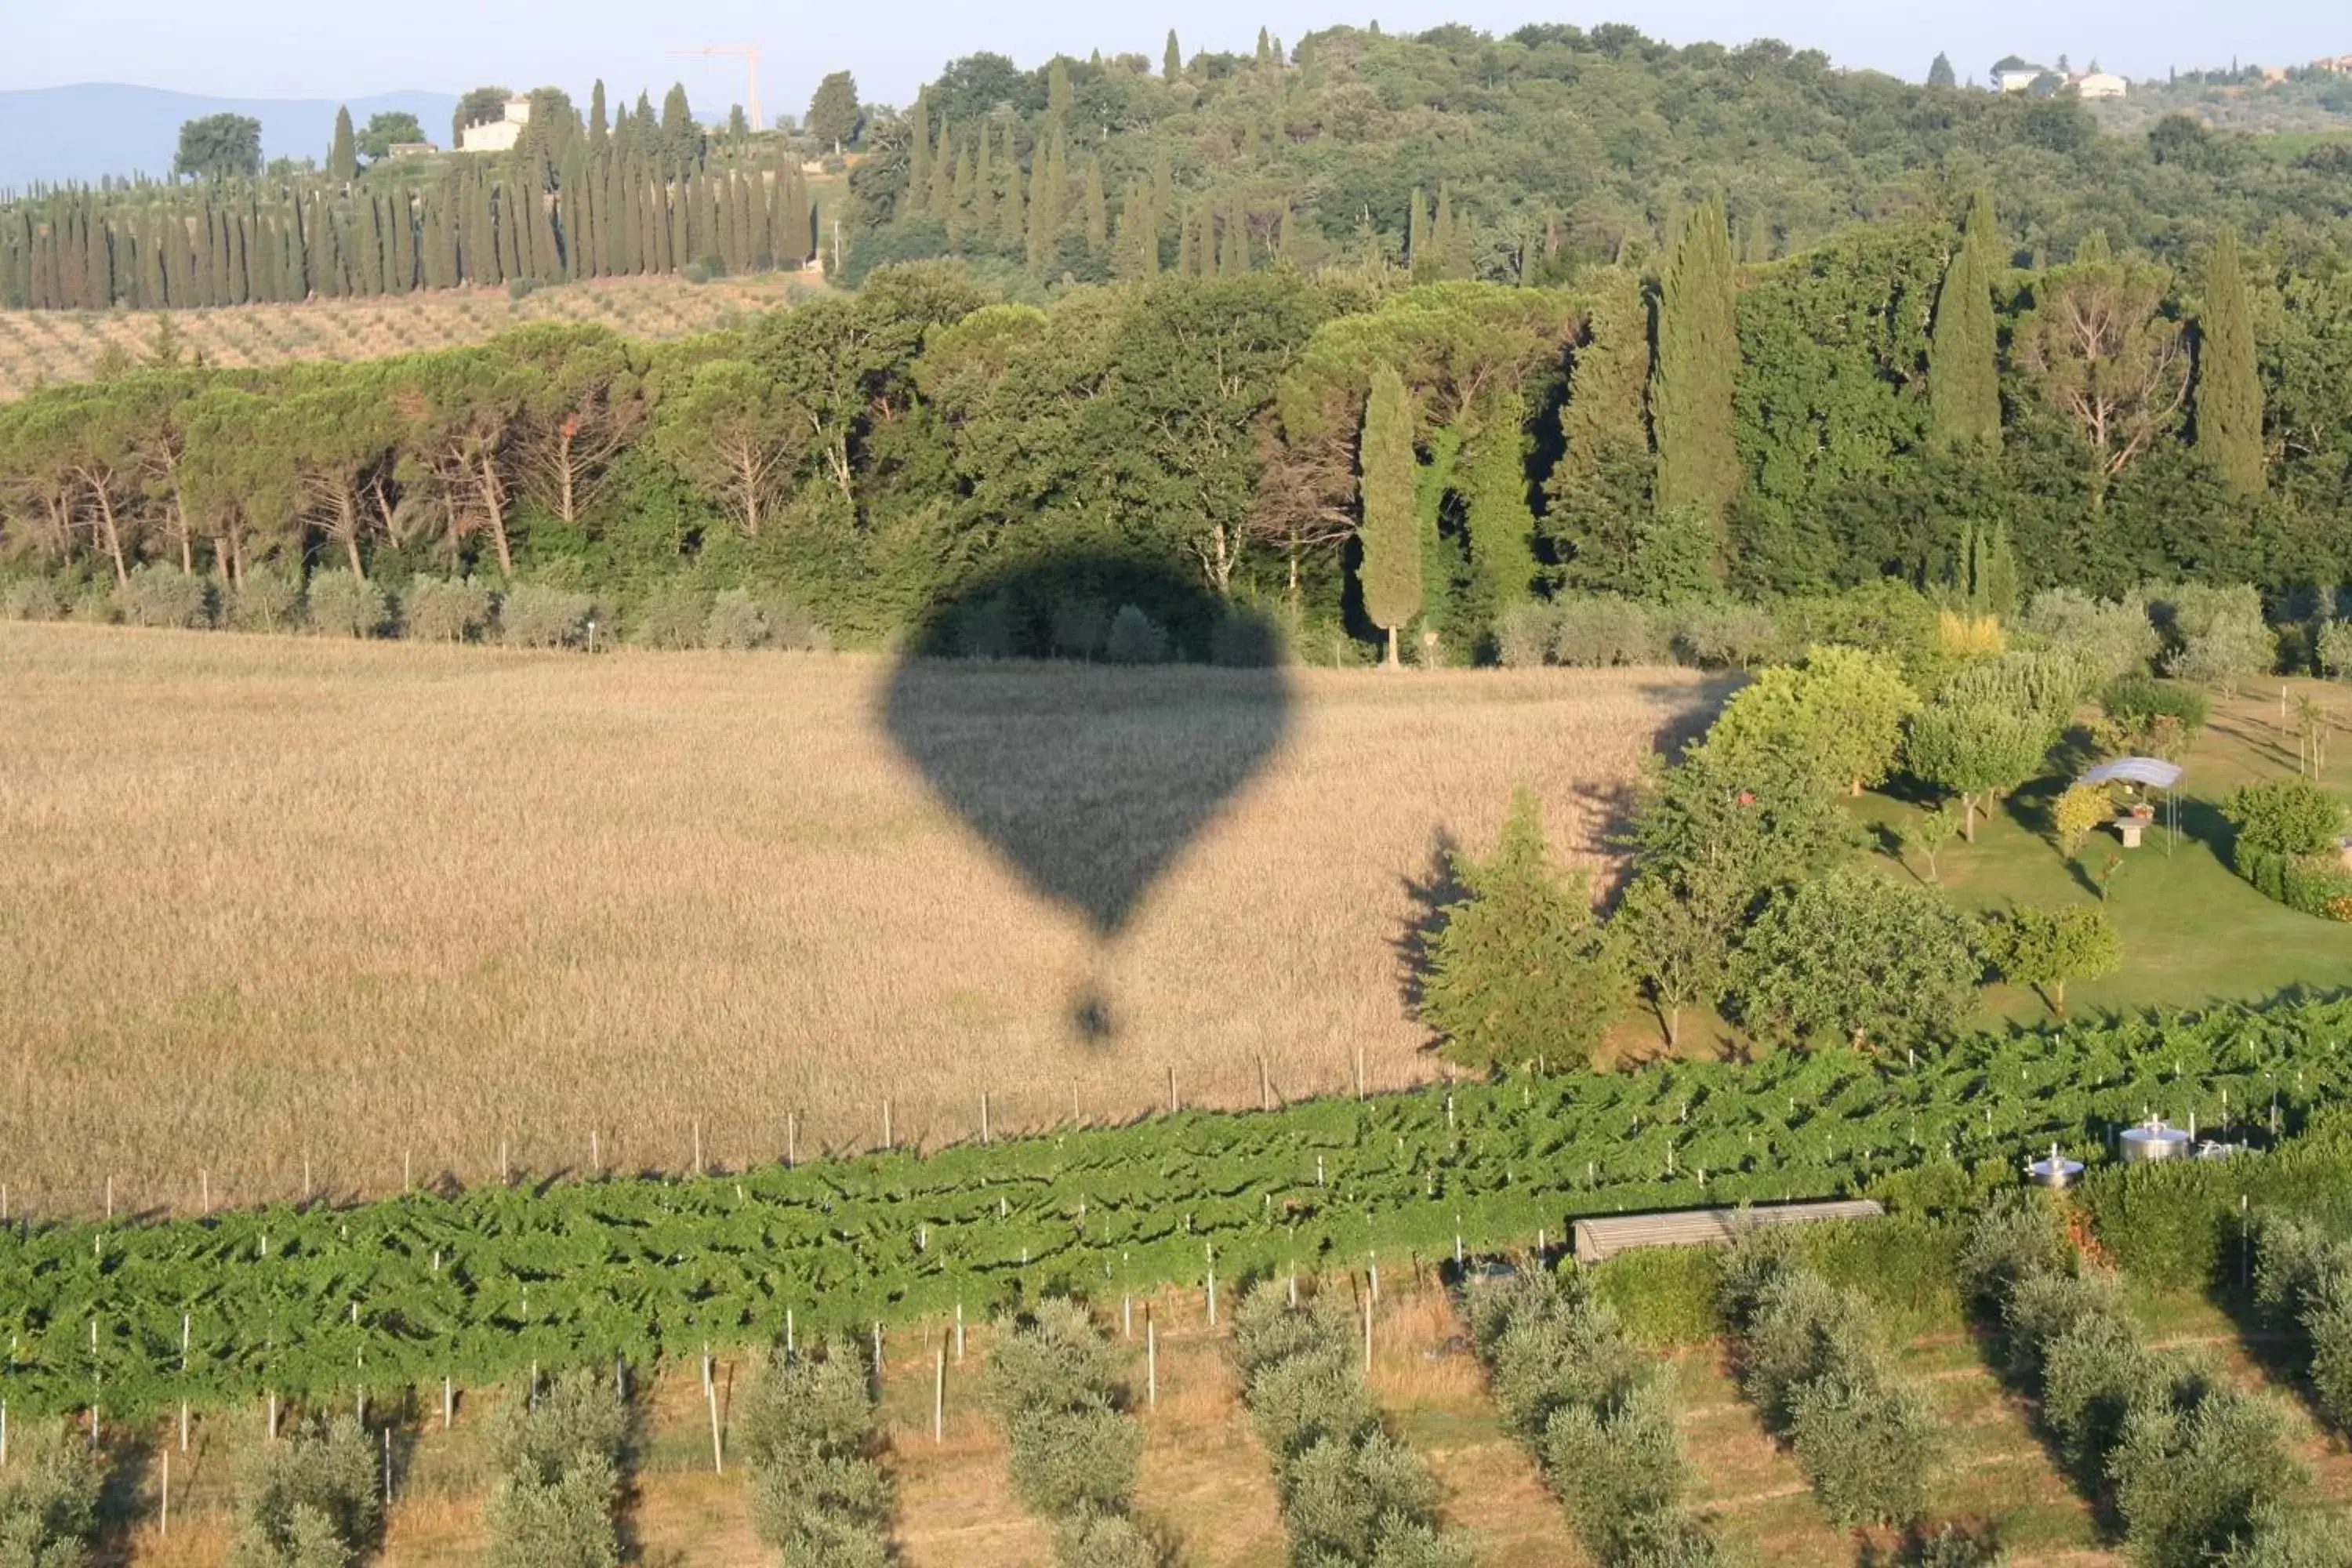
<box><xmin>0</xmin><ymin>270</ymin><xmax>811</xmax><ymax>399</ymax></box>
<box><xmin>7</xmin><ymin>996</ymin><xmax>2350</xmax><ymax>1421</ymax></box>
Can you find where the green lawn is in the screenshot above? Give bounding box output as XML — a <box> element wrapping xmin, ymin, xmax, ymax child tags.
<box><xmin>1859</xmin><ymin>678</ymin><xmax>2352</xmax><ymax>1024</ymax></box>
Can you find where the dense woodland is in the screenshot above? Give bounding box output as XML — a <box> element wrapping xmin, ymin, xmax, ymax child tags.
<box><xmin>2</xmin><ymin>23</ymin><xmax>2350</xmax><ymax>658</ymax></box>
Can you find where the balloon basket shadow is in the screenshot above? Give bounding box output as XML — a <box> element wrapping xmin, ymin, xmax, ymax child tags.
<box><xmin>1069</xmin><ymin>979</ymin><xmax>1117</xmax><ymax>1046</ymax></box>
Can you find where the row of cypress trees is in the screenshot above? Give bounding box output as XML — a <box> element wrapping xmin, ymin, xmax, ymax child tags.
<box><xmin>0</xmin><ymin>153</ymin><xmax>819</xmax><ymax>311</ymax></box>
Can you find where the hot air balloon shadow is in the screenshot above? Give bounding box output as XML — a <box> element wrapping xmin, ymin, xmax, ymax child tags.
<box><xmin>883</xmin><ymin>554</ymin><xmax>1294</xmax><ymax>1043</ymax></box>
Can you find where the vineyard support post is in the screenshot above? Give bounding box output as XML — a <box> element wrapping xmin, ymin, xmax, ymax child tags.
<box><xmin>706</xmin><ymin>1375</ymin><xmax>723</xmax><ymax>1475</ymax></box>
<box><xmin>981</xmin><ymin>1093</ymin><xmax>990</xmax><ymax>1146</ymax></box>
<box><xmin>1363</xmin><ymin>1290</ymin><xmax>1373</xmax><ymax>1375</ymax></box>
<box><xmin>1167</xmin><ymin>1065</ymin><xmax>1176</xmax><ymax>1115</ymax></box>
<box><xmin>2</xmin><ymin>1400</ymin><xmax>8</xmax><ymax>1468</ymax></box>
<box><xmin>160</xmin><ymin>1450</ymin><xmax>168</xmax><ymax>1537</ymax></box>
<box><xmin>1146</xmin><ymin>1312</ymin><xmax>1157</xmax><ymax>1410</ymax></box>
<box><xmin>383</xmin><ymin>1426</ymin><xmax>392</xmax><ymax>1506</ymax></box>
<box><xmin>443</xmin><ymin>1377</ymin><xmax>452</xmax><ymax>1431</ymax></box>
<box><xmin>873</xmin><ymin>1321</ymin><xmax>884</xmax><ymax>1375</ymax></box>
<box><xmin>933</xmin><ymin>1343</ymin><xmax>945</xmax><ymax>1443</ymax></box>
<box><xmin>1122</xmin><ymin>1295</ymin><xmax>1131</xmax><ymax>1341</ymax></box>
<box><xmin>179</xmin><ymin>1403</ymin><xmax>188</xmax><ymax>1454</ymax></box>
<box><xmin>268</xmin><ymin>1391</ymin><xmax>278</xmax><ymax>1442</ymax></box>
<box><xmin>954</xmin><ymin>1301</ymin><xmax>964</xmax><ymax>1364</ymax></box>
<box><xmin>785</xmin><ymin>1310</ymin><xmax>794</xmax><ymax>1359</ymax></box>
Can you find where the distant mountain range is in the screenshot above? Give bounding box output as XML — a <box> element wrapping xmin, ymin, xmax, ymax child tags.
<box><xmin>0</xmin><ymin>84</ymin><xmax>461</xmax><ymax>191</ymax></box>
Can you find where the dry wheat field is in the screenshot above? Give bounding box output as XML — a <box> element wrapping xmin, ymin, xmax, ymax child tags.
<box><xmin>0</xmin><ymin>622</ymin><xmax>1727</xmax><ymax>1217</ymax></box>
<box><xmin>0</xmin><ymin>271</ymin><xmax>817</xmax><ymax>398</ymax></box>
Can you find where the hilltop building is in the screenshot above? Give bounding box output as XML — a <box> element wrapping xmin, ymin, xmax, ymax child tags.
<box><xmin>1991</xmin><ymin>56</ymin><xmax>2049</xmax><ymax>92</ymax></box>
<box><xmin>2070</xmin><ymin>71</ymin><xmax>2128</xmax><ymax>99</ymax></box>
<box><xmin>459</xmin><ymin>96</ymin><xmax>533</xmax><ymax>154</ymax></box>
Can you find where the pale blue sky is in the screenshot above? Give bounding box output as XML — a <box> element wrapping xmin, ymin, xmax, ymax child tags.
<box><xmin>2</xmin><ymin>0</ymin><xmax>2343</xmax><ymax>112</ymax></box>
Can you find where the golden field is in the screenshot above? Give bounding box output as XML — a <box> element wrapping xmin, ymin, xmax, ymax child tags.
<box><xmin>0</xmin><ymin>622</ymin><xmax>1726</xmax><ymax>1217</ymax></box>
<box><xmin>0</xmin><ymin>270</ymin><xmax>815</xmax><ymax>399</ymax></box>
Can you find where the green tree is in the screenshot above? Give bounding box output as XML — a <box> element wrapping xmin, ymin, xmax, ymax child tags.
<box><xmin>326</xmin><ymin>106</ymin><xmax>358</xmax><ymax>182</ymax></box>
<box><xmin>1616</xmin><ymin>871</ymin><xmax>1731</xmax><ymax>1049</ymax></box>
<box><xmin>652</xmin><ymin>359</ymin><xmax>808</xmax><ymax>536</ymax></box>
<box><xmin>808</xmin><ymin>71</ymin><xmax>864</xmax><ymax>151</ymax></box>
<box><xmin>2015</xmin><ymin>234</ymin><xmax>2189</xmax><ymax>502</ymax></box>
<box><xmin>660</xmin><ymin>83</ymin><xmax>700</xmax><ymax>169</ymax></box>
<box><xmin>1928</xmin><ymin>53</ymin><xmax>1958</xmax><ymax>89</ymax></box>
<box><xmin>2195</xmin><ymin>228</ymin><xmax>2265</xmax><ymax>496</ymax></box>
<box><xmin>1652</xmin><ymin>196</ymin><xmax>1739</xmax><ymax>554</ymax></box>
<box><xmin>1730</xmin><ymin>870</ymin><xmax>1982</xmax><ymax>1050</ymax></box>
<box><xmin>1705</xmin><ymin>644</ymin><xmax>1921</xmax><ymax>798</ymax></box>
<box><xmin>1164</xmin><ymin>29</ymin><xmax>1182</xmax><ymax>81</ymax></box>
<box><xmin>1929</xmin><ymin>191</ymin><xmax>2002</xmax><ymax>451</ymax></box>
<box><xmin>1422</xmin><ymin>787</ymin><xmax>1625</xmax><ymax>1072</ymax></box>
<box><xmin>1984</xmin><ymin>904</ymin><xmax>2121</xmax><ymax>1017</ymax></box>
<box><xmin>358</xmin><ymin>111</ymin><xmax>426</xmax><ymax>161</ymax></box>
<box><xmin>1904</xmin><ymin>700</ymin><xmax>2052</xmax><ymax>841</ymax></box>
<box><xmin>1358</xmin><ymin>362</ymin><xmax>1422</xmax><ymax>666</ymax></box>
<box><xmin>173</xmin><ymin>114</ymin><xmax>262</xmax><ymax>181</ymax></box>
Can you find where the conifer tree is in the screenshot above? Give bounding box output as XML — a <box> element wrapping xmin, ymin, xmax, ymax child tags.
<box><xmin>1651</xmin><ymin>195</ymin><xmax>1740</xmax><ymax>544</ymax></box>
<box><xmin>949</xmin><ymin>146</ymin><xmax>975</xmax><ymax>244</ymax></box>
<box><xmin>929</xmin><ymin>124</ymin><xmax>956</xmax><ymax>223</ymax></box>
<box><xmin>908</xmin><ymin>93</ymin><xmax>932</xmax><ymax>201</ymax></box>
<box><xmin>1083</xmin><ymin>161</ymin><xmax>1107</xmax><ymax>252</ymax></box>
<box><xmin>1164</xmin><ymin>30</ymin><xmax>1182</xmax><ymax>82</ymax></box>
<box><xmin>1220</xmin><ymin>194</ymin><xmax>1247</xmax><ymax>274</ymax></box>
<box><xmin>1025</xmin><ymin>150</ymin><xmax>1052</xmax><ymax>270</ymax></box>
<box><xmin>1407</xmin><ymin>188</ymin><xmax>1429</xmax><ymax>280</ymax></box>
<box><xmin>660</xmin><ymin>85</ymin><xmax>699</xmax><ymax>172</ymax></box>
<box><xmin>1441</xmin><ymin>185</ymin><xmax>1472</xmax><ymax>279</ymax></box>
<box><xmin>589</xmin><ymin>82</ymin><xmax>608</xmax><ymax>149</ymax></box>
<box><xmin>1359</xmin><ymin>363</ymin><xmax>1422</xmax><ymax>668</ymax></box>
<box><xmin>2197</xmin><ymin>227</ymin><xmax>2265</xmax><ymax>495</ymax></box>
<box><xmin>1463</xmin><ymin>397</ymin><xmax>1539</xmax><ymax>610</ymax></box>
<box><xmin>996</xmin><ymin>123</ymin><xmax>1025</xmax><ymax>249</ymax></box>
<box><xmin>1928</xmin><ymin>53</ymin><xmax>1958</xmax><ymax>89</ymax></box>
<box><xmin>1048</xmin><ymin>57</ymin><xmax>1072</xmax><ymax>120</ymax></box>
<box><xmin>972</xmin><ymin>129</ymin><xmax>995</xmax><ymax>236</ymax></box>
<box><xmin>1929</xmin><ymin>190</ymin><xmax>2002</xmax><ymax>451</ymax></box>
<box><xmin>1257</xmin><ymin>27</ymin><xmax>1274</xmax><ymax>68</ymax></box>
<box><xmin>328</xmin><ymin>107</ymin><xmax>358</xmax><ymax>183</ymax></box>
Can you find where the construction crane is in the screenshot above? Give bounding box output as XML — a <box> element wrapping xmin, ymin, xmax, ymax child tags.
<box><xmin>668</xmin><ymin>45</ymin><xmax>764</xmax><ymax>131</ymax></box>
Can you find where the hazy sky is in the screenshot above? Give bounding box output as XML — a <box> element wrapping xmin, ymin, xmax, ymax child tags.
<box><xmin>2</xmin><ymin>0</ymin><xmax>2343</xmax><ymax>111</ymax></box>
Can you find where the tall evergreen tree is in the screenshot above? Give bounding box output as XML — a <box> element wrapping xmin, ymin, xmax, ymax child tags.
<box><xmin>1928</xmin><ymin>189</ymin><xmax>2002</xmax><ymax>452</ymax></box>
<box><xmin>588</xmin><ymin>82</ymin><xmax>608</xmax><ymax>149</ymax></box>
<box><xmin>1359</xmin><ymin>363</ymin><xmax>1423</xmax><ymax>668</ymax></box>
<box><xmin>1164</xmin><ymin>30</ymin><xmax>1182</xmax><ymax>81</ymax></box>
<box><xmin>660</xmin><ymin>85</ymin><xmax>698</xmax><ymax>172</ymax></box>
<box><xmin>1928</xmin><ymin>53</ymin><xmax>1958</xmax><ymax>89</ymax></box>
<box><xmin>1083</xmin><ymin>160</ymin><xmax>1108</xmax><ymax>252</ymax></box>
<box><xmin>328</xmin><ymin>107</ymin><xmax>358</xmax><ymax>182</ymax></box>
<box><xmin>2197</xmin><ymin>227</ymin><xmax>2265</xmax><ymax>496</ymax></box>
<box><xmin>1407</xmin><ymin>188</ymin><xmax>1430</xmax><ymax>280</ymax></box>
<box><xmin>1047</xmin><ymin>57</ymin><xmax>1072</xmax><ymax>120</ymax></box>
<box><xmin>996</xmin><ymin>122</ymin><xmax>1025</xmax><ymax>249</ymax></box>
<box><xmin>1463</xmin><ymin>396</ymin><xmax>1540</xmax><ymax>611</ymax></box>
<box><xmin>972</xmin><ymin>129</ymin><xmax>995</xmax><ymax>237</ymax></box>
<box><xmin>908</xmin><ymin>93</ymin><xmax>933</xmax><ymax>202</ymax></box>
<box><xmin>1651</xmin><ymin>195</ymin><xmax>1740</xmax><ymax>546</ymax></box>
<box><xmin>1219</xmin><ymin>194</ymin><xmax>1247</xmax><ymax>274</ymax></box>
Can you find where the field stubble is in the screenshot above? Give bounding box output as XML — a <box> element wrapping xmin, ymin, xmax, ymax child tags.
<box><xmin>0</xmin><ymin>622</ymin><xmax>1724</xmax><ymax>1217</ymax></box>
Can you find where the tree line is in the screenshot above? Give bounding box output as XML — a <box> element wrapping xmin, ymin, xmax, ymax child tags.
<box><xmin>2</xmin><ymin>181</ymin><xmax>2348</xmax><ymax>656</ymax></box>
<box><xmin>0</xmin><ymin>82</ymin><xmax>823</xmax><ymax>311</ymax></box>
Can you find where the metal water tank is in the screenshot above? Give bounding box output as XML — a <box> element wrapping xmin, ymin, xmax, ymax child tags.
<box><xmin>2024</xmin><ymin>1144</ymin><xmax>2085</xmax><ymax>1188</ymax></box>
<box><xmin>2119</xmin><ymin>1118</ymin><xmax>2191</xmax><ymax>1163</ymax></box>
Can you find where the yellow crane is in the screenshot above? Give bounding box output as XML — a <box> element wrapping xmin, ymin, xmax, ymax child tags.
<box><xmin>668</xmin><ymin>45</ymin><xmax>764</xmax><ymax>131</ymax></box>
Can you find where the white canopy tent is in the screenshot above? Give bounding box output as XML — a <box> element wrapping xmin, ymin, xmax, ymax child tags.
<box><xmin>2077</xmin><ymin>756</ymin><xmax>2184</xmax><ymax>853</ymax></box>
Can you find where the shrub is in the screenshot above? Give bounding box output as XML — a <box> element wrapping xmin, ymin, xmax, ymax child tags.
<box><xmin>954</xmin><ymin>593</ymin><xmax>1019</xmax><ymax>659</ymax></box>
<box><xmin>2111</xmin><ymin>1382</ymin><xmax>2303</xmax><ymax>1568</ymax></box>
<box><xmin>703</xmin><ymin>587</ymin><xmax>770</xmax><ymax>650</ymax></box>
<box><xmin>1209</xmin><ymin>608</ymin><xmax>1284</xmax><ymax>667</ymax></box>
<box><xmin>2226</xmin><ymin>779</ymin><xmax>2348</xmax><ymax>860</ymax></box>
<box><xmin>1552</xmin><ymin>596</ymin><xmax>1667</xmax><ymax>667</ymax></box>
<box><xmin>1676</xmin><ymin>602</ymin><xmax>1781</xmax><ymax>668</ymax></box>
<box><xmin>1980</xmin><ymin>904</ymin><xmax>2122</xmax><ymax>1018</ymax></box>
<box><xmin>114</xmin><ymin>563</ymin><xmax>214</xmax><ymax>629</ymax></box>
<box><xmin>305</xmin><ymin>570</ymin><xmax>389</xmax><ymax>639</ymax></box>
<box><xmin>740</xmin><ymin>1339</ymin><xmax>894</xmax><ymax>1568</ymax></box>
<box><xmin>232</xmin><ymin>1414</ymin><xmax>381</xmax><ymax>1567</ymax></box>
<box><xmin>482</xmin><ymin>1369</ymin><xmax>626</xmax><ymax>1568</ymax></box>
<box><xmin>498</xmin><ymin>584</ymin><xmax>594</xmax><ymax>649</ymax></box>
<box><xmin>2101</xmin><ymin>674</ymin><xmax>2211</xmax><ymax>745</ymax></box>
<box><xmin>402</xmin><ymin>576</ymin><xmax>494</xmax><ymax>643</ymax></box>
<box><xmin>982</xmin><ymin>1301</ymin><xmax>1145</xmax><ymax>1556</ymax></box>
<box><xmin>1051</xmin><ymin>598</ymin><xmax>1110</xmax><ymax>660</ymax></box>
<box><xmin>2051</xmin><ymin>783</ymin><xmax>2114</xmax><ymax>855</ymax></box>
<box><xmin>507</xmin><ymin>277</ymin><xmax>539</xmax><ymax>301</ymax></box>
<box><xmin>1467</xmin><ymin>1266</ymin><xmax>1723</xmax><ymax>1566</ymax></box>
<box><xmin>1718</xmin><ymin>1228</ymin><xmax>1940</xmax><ymax>1527</ymax></box>
<box><xmin>1232</xmin><ymin>1286</ymin><xmax>1471</xmax><ymax>1568</ymax></box>
<box><xmin>1102</xmin><ymin>605</ymin><xmax>1168</xmax><ymax>665</ymax></box>
<box><xmin>2254</xmin><ymin>1216</ymin><xmax>2352</xmax><ymax>1435</ymax></box>
<box><xmin>764</xmin><ymin>597</ymin><xmax>833</xmax><ymax>653</ymax></box>
<box><xmin>1491</xmin><ymin>603</ymin><xmax>1559</xmax><ymax>669</ymax></box>
<box><xmin>2</xmin><ymin>575</ymin><xmax>66</xmax><ymax>622</ymax></box>
<box><xmin>2022</xmin><ymin>588</ymin><xmax>2161</xmax><ymax>681</ymax></box>
<box><xmin>0</xmin><ymin>1421</ymin><xmax>100</xmax><ymax>1567</ymax></box>
<box><xmin>2148</xmin><ymin>583</ymin><xmax>2274</xmax><ymax>694</ymax></box>
<box><xmin>1421</xmin><ymin>787</ymin><xmax>1624</xmax><ymax>1073</ymax></box>
<box><xmin>633</xmin><ymin>586</ymin><xmax>710</xmax><ymax>650</ymax></box>
<box><xmin>2319</xmin><ymin>620</ymin><xmax>2352</xmax><ymax>683</ymax></box>
<box><xmin>230</xmin><ymin>566</ymin><xmax>304</xmax><ymax>633</ymax></box>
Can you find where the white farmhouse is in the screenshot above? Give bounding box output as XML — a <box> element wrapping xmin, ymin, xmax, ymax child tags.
<box><xmin>2070</xmin><ymin>71</ymin><xmax>2128</xmax><ymax>100</ymax></box>
<box><xmin>1991</xmin><ymin>56</ymin><xmax>2049</xmax><ymax>93</ymax></box>
<box><xmin>459</xmin><ymin>96</ymin><xmax>533</xmax><ymax>154</ymax></box>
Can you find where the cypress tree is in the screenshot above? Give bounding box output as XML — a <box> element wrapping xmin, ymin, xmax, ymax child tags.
<box><xmin>1651</xmin><ymin>195</ymin><xmax>1740</xmax><ymax>545</ymax></box>
<box><xmin>1407</xmin><ymin>187</ymin><xmax>1431</xmax><ymax>281</ymax></box>
<box><xmin>1928</xmin><ymin>190</ymin><xmax>2002</xmax><ymax>452</ymax></box>
<box><xmin>82</xmin><ymin>206</ymin><xmax>111</xmax><ymax>307</ymax></box>
<box><xmin>1928</xmin><ymin>53</ymin><xmax>1958</xmax><ymax>89</ymax></box>
<box><xmin>1083</xmin><ymin>161</ymin><xmax>1108</xmax><ymax>252</ymax></box>
<box><xmin>588</xmin><ymin>81</ymin><xmax>609</xmax><ymax>150</ymax></box>
<box><xmin>1164</xmin><ymin>30</ymin><xmax>1182</xmax><ymax>81</ymax></box>
<box><xmin>2197</xmin><ymin>227</ymin><xmax>2265</xmax><ymax>496</ymax></box>
<box><xmin>929</xmin><ymin>123</ymin><xmax>956</xmax><ymax>223</ymax></box>
<box><xmin>194</xmin><ymin>198</ymin><xmax>220</xmax><ymax>305</ymax></box>
<box><xmin>1359</xmin><ymin>363</ymin><xmax>1423</xmax><ymax>668</ymax></box>
<box><xmin>136</xmin><ymin>205</ymin><xmax>164</xmax><ymax>307</ymax></box>
<box><xmin>949</xmin><ymin>145</ymin><xmax>975</xmax><ymax>243</ymax></box>
<box><xmin>1219</xmin><ymin>194</ymin><xmax>1246</xmax><ymax>274</ymax></box>
<box><xmin>1048</xmin><ymin>57</ymin><xmax>1072</xmax><ymax>120</ymax></box>
<box><xmin>908</xmin><ymin>93</ymin><xmax>932</xmax><ymax>201</ymax></box>
<box><xmin>1432</xmin><ymin>184</ymin><xmax>1457</xmax><ymax>278</ymax></box>
<box><xmin>996</xmin><ymin>123</ymin><xmax>1025</xmax><ymax>249</ymax></box>
<box><xmin>1174</xmin><ymin>201</ymin><xmax>1198</xmax><ymax>277</ymax></box>
<box><xmin>692</xmin><ymin>169</ymin><xmax>720</xmax><ymax>264</ymax></box>
<box><xmin>1025</xmin><ymin>145</ymin><xmax>1052</xmax><ymax>269</ymax></box>
<box><xmin>660</xmin><ymin>84</ymin><xmax>698</xmax><ymax>172</ymax></box>
<box><xmin>1464</xmin><ymin>396</ymin><xmax>1539</xmax><ymax>610</ymax></box>
<box><xmin>973</xmin><ymin>129</ymin><xmax>996</xmax><ymax>238</ymax></box>
<box><xmin>328</xmin><ymin>106</ymin><xmax>358</xmax><ymax>182</ymax></box>
<box><xmin>1443</xmin><ymin>187</ymin><xmax>1474</xmax><ymax>280</ymax></box>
